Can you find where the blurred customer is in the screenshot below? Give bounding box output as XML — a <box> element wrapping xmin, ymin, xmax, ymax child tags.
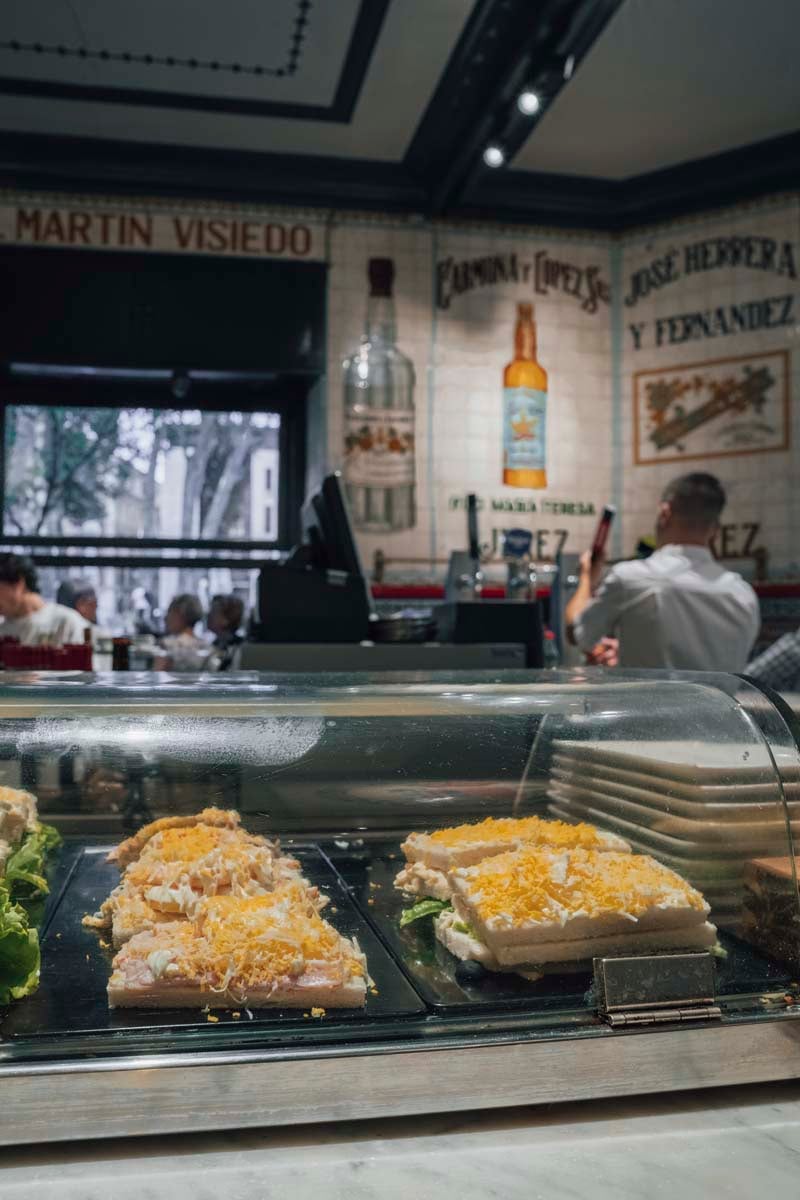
<box><xmin>131</xmin><ymin>585</ymin><xmax>160</xmax><ymax>636</ymax></box>
<box><xmin>56</xmin><ymin>580</ymin><xmax>77</xmax><ymax>609</ymax></box>
<box><xmin>155</xmin><ymin>594</ymin><xmax>208</xmax><ymax>671</ymax></box>
<box><xmin>207</xmin><ymin>593</ymin><xmax>245</xmax><ymax>671</ymax></box>
<box><xmin>58</xmin><ymin>579</ymin><xmax>114</xmax><ymax>652</ymax></box>
<box><xmin>58</xmin><ymin>579</ymin><xmax>99</xmax><ymax>625</ymax></box>
<box><xmin>565</xmin><ymin>473</ymin><xmax>759</xmax><ymax>670</ymax></box>
<box><xmin>746</xmin><ymin>628</ymin><xmax>800</xmax><ymax>693</ymax></box>
<box><xmin>0</xmin><ymin>553</ymin><xmax>89</xmax><ymax>644</ymax></box>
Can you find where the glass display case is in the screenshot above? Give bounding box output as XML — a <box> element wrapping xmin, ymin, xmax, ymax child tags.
<box><xmin>1</xmin><ymin>669</ymin><xmax>799</xmax><ymax>1146</ymax></box>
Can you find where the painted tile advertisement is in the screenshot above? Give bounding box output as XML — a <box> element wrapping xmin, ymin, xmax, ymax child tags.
<box><xmin>326</xmin><ymin>219</ymin><xmax>615</xmax><ymax>578</ymax></box>
<box><xmin>620</xmin><ymin>198</ymin><xmax>799</xmax><ymax>575</ymax></box>
<box><xmin>3</xmin><ymin>186</ymin><xmax>798</xmax><ymax>584</ymax></box>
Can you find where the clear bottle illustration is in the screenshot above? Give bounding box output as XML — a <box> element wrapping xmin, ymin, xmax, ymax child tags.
<box><xmin>343</xmin><ymin>258</ymin><xmax>416</xmax><ymax>532</ymax></box>
<box><xmin>503</xmin><ymin>301</ymin><xmax>548</xmax><ymax>489</ymax></box>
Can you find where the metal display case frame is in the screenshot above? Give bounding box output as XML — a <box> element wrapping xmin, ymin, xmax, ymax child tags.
<box><xmin>1</xmin><ymin>669</ymin><xmax>799</xmax><ymax>1146</ymax></box>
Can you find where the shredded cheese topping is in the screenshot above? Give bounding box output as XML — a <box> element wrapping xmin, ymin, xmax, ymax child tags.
<box><xmin>104</xmin><ymin>810</ymin><xmax>366</xmax><ymax>1006</ymax></box>
<box><xmin>454</xmin><ymin>847</ymin><xmax>708</xmax><ymax>926</ymax></box>
<box><xmin>138</xmin><ymin>825</ymin><xmax>262</xmax><ymax>864</ymax></box>
<box><xmin>122</xmin><ymin>825</ymin><xmax>277</xmax><ymax>899</ymax></box>
<box><xmin>160</xmin><ymin>889</ymin><xmax>365</xmax><ymax>993</ymax></box>
<box><xmin>423</xmin><ymin>815</ymin><xmax>616</xmax><ymax>850</ymax></box>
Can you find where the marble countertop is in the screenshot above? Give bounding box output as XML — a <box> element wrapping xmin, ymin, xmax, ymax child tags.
<box><xmin>3</xmin><ymin>1081</ymin><xmax>800</xmax><ymax>1199</ymax></box>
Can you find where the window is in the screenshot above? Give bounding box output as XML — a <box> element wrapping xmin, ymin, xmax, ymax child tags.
<box><xmin>0</xmin><ymin>369</ymin><xmax>309</xmax><ymax>632</ymax></box>
<box><xmin>4</xmin><ymin>404</ymin><xmax>281</xmax><ymax>543</ymax></box>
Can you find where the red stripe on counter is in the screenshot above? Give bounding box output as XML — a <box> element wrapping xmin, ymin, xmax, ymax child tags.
<box><xmin>370</xmin><ymin>584</ymin><xmax>552</xmax><ymax>600</ymax></box>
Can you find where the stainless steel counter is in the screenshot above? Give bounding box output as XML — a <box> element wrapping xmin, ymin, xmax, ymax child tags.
<box><xmin>3</xmin><ymin>1082</ymin><xmax>800</xmax><ymax>1199</ymax></box>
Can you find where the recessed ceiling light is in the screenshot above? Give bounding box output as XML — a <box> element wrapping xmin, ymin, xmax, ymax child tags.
<box><xmin>482</xmin><ymin>144</ymin><xmax>505</xmax><ymax>168</ymax></box>
<box><xmin>516</xmin><ymin>89</ymin><xmax>541</xmax><ymax>116</ymax></box>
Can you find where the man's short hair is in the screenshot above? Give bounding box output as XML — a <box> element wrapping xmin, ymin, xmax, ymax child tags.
<box><xmin>168</xmin><ymin>593</ymin><xmax>204</xmax><ymax>628</ymax></box>
<box><xmin>58</xmin><ymin>578</ymin><xmax>95</xmax><ymax>609</ymax></box>
<box><xmin>662</xmin><ymin>473</ymin><xmax>726</xmax><ymax>530</ymax></box>
<box><xmin>72</xmin><ymin>580</ymin><xmax>97</xmax><ymax>604</ymax></box>
<box><xmin>210</xmin><ymin>593</ymin><xmax>245</xmax><ymax>630</ymax></box>
<box><xmin>0</xmin><ymin>552</ymin><xmax>38</xmax><ymax>593</ymax></box>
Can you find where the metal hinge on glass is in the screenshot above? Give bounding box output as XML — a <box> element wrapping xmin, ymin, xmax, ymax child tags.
<box><xmin>593</xmin><ymin>952</ymin><xmax>721</xmax><ymax>1028</ymax></box>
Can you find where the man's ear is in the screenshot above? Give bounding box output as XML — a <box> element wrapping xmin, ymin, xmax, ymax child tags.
<box><xmin>656</xmin><ymin>500</ymin><xmax>671</xmax><ymax>529</ymax></box>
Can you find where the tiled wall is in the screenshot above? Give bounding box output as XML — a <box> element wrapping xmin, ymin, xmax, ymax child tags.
<box><xmin>617</xmin><ymin>196</ymin><xmax>800</xmax><ymax>575</ymax></box>
<box><xmin>326</xmin><ymin>217</ymin><xmax>614</xmax><ymax>578</ymax></box>
<box><xmin>326</xmin><ymin>195</ymin><xmax>799</xmax><ymax>580</ymax></box>
<box><xmin>6</xmin><ymin>188</ymin><xmax>796</xmax><ymax>579</ymax></box>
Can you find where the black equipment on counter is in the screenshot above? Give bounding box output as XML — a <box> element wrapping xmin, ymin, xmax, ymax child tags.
<box><xmin>437</xmin><ymin>600</ymin><xmax>544</xmax><ymax>668</ymax></box>
<box><xmin>252</xmin><ymin>473</ymin><xmax>374</xmax><ymax>644</ymax></box>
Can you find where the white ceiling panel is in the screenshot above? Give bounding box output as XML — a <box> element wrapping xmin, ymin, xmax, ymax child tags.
<box><xmin>0</xmin><ymin>0</ymin><xmax>359</xmax><ymax>107</ymax></box>
<box><xmin>514</xmin><ymin>0</ymin><xmax>800</xmax><ymax>180</ymax></box>
<box><xmin>0</xmin><ymin>0</ymin><xmax>474</xmax><ymax>161</ymax></box>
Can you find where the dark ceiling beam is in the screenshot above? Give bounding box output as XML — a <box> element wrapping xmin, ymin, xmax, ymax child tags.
<box><xmin>613</xmin><ymin>129</ymin><xmax>800</xmax><ymax>230</ymax></box>
<box><xmin>458</xmin><ymin>167</ymin><xmax>622</xmax><ymax>229</ymax></box>
<box><xmin>403</xmin><ymin>0</ymin><xmax>625</xmax><ymax>215</ymax></box>
<box><xmin>0</xmin><ymin>128</ymin><xmax>797</xmax><ymax>232</ymax></box>
<box><xmin>458</xmin><ymin>131</ymin><xmax>800</xmax><ymax>230</ymax></box>
<box><xmin>0</xmin><ymin>132</ymin><xmax>428</xmax><ymax>213</ymax></box>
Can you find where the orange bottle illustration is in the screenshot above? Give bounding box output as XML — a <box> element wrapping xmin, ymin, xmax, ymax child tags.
<box><xmin>503</xmin><ymin>302</ymin><xmax>548</xmax><ymax>488</ymax></box>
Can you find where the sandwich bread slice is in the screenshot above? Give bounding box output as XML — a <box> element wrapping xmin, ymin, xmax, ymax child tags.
<box><xmin>396</xmin><ymin>815</ymin><xmax>630</xmax><ymax>902</ymax></box>
<box><xmin>108</xmin><ymin>886</ymin><xmax>367</xmax><ymax>1009</ymax></box>
<box><xmin>86</xmin><ymin>823</ymin><xmax>318</xmax><ymax>943</ymax></box>
<box><xmin>0</xmin><ymin>786</ymin><xmax>39</xmax><ymax>847</ymax></box>
<box><xmin>443</xmin><ymin>846</ymin><xmax>716</xmax><ymax>972</ymax></box>
<box><xmin>107</xmin><ymin>807</ymin><xmax>242</xmax><ymax>867</ymax></box>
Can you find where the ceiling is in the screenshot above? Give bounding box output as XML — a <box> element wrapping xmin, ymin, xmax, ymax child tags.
<box><xmin>515</xmin><ymin>0</ymin><xmax>800</xmax><ymax>179</ymax></box>
<box><xmin>0</xmin><ymin>0</ymin><xmax>473</xmax><ymax>159</ymax></box>
<box><xmin>0</xmin><ymin>0</ymin><xmax>797</xmax><ymax>229</ymax></box>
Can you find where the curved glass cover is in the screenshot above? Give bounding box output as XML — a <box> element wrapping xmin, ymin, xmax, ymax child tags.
<box><xmin>0</xmin><ymin>668</ymin><xmax>798</xmax><ymax>1064</ymax></box>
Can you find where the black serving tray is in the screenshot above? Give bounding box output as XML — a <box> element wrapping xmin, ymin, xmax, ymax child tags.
<box><xmin>336</xmin><ymin>842</ymin><xmax>794</xmax><ymax>1014</ymax></box>
<box><xmin>0</xmin><ymin>842</ymin><xmax>425</xmax><ymax>1060</ymax></box>
<box><xmin>338</xmin><ymin>845</ymin><xmax>593</xmax><ymax>1014</ymax></box>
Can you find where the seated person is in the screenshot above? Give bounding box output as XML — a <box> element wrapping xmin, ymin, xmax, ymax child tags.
<box><xmin>207</xmin><ymin>593</ymin><xmax>245</xmax><ymax>671</ymax></box>
<box><xmin>746</xmin><ymin>628</ymin><xmax>800</xmax><ymax>693</ymax></box>
<box><xmin>155</xmin><ymin>594</ymin><xmax>208</xmax><ymax>671</ymax></box>
<box><xmin>58</xmin><ymin>578</ymin><xmax>100</xmax><ymax>625</ymax></box>
<box><xmin>72</xmin><ymin>581</ymin><xmax>99</xmax><ymax>626</ymax></box>
<box><xmin>565</xmin><ymin>473</ymin><xmax>760</xmax><ymax>670</ymax></box>
<box><xmin>0</xmin><ymin>553</ymin><xmax>89</xmax><ymax>645</ymax></box>
<box><xmin>58</xmin><ymin>578</ymin><xmax>115</xmax><ymax>645</ymax></box>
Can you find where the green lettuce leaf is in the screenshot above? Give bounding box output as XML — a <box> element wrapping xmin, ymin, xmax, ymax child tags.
<box><xmin>399</xmin><ymin>898</ymin><xmax>452</xmax><ymax>927</ymax></box>
<box><xmin>5</xmin><ymin>822</ymin><xmax>61</xmax><ymax>899</ymax></box>
<box><xmin>0</xmin><ymin>883</ymin><xmax>40</xmax><ymax>1005</ymax></box>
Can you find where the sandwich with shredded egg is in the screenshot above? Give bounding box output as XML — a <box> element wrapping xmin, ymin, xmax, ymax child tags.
<box><xmin>395</xmin><ymin>815</ymin><xmax>630</xmax><ymax>918</ymax></box>
<box><xmin>86</xmin><ymin>821</ymin><xmax>318</xmax><ymax>946</ymax></box>
<box><xmin>107</xmin><ymin>884</ymin><xmax>367</xmax><ymax>1009</ymax></box>
<box><xmin>0</xmin><ymin>786</ymin><xmax>38</xmax><ymax>847</ymax></box>
<box><xmin>106</xmin><ymin>806</ymin><xmax>242</xmax><ymax>868</ymax></box>
<box><xmin>435</xmin><ymin>846</ymin><xmax>716</xmax><ymax>976</ymax></box>
<box><xmin>0</xmin><ymin>785</ymin><xmax>60</xmax><ymax>900</ymax></box>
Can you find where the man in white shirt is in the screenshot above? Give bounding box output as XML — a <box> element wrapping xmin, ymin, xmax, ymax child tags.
<box><xmin>565</xmin><ymin>473</ymin><xmax>760</xmax><ymax>671</ymax></box>
<box><xmin>0</xmin><ymin>553</ymin><xmax>89</xmax><ymax>645</ymax></box>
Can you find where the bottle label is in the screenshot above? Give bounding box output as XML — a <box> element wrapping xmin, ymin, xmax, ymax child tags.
<box><xmin>344</xmin><ymin>409</ymin><xmax>415</xmax><ymax>487</ymax></box>
<box><xmin>503</xmin><ymin>387</ymin><xmax>547</xmax><ymax>473</ymax></box>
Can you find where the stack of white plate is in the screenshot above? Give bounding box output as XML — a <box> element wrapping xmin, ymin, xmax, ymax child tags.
<box><xmin>547</xmin><ymin>739</ymin><xmax>800</xmax><ymax>921</ymax></box>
